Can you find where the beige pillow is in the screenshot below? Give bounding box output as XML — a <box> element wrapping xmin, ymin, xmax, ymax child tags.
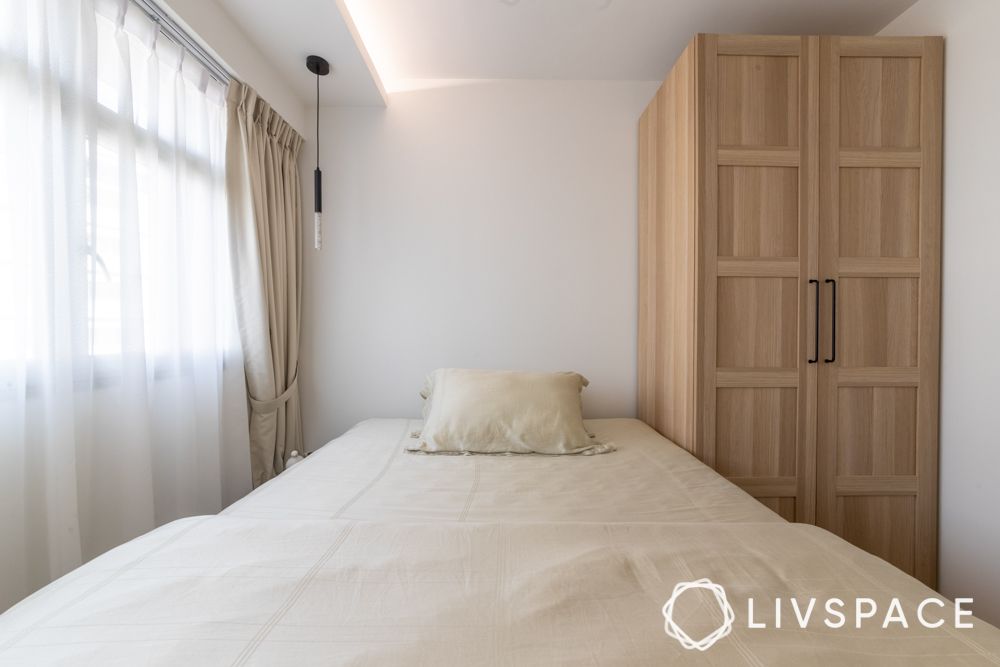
<box><xmin>410</xmin><ymin>368</ymin><xmax>613</xmax><ymax>455</ymax></box>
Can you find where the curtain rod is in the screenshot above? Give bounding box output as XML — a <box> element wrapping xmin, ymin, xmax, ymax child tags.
<box><xmin>130</xmin><ymin>0</ymin><xmax>233</xmax><ymax>85</ymax></box>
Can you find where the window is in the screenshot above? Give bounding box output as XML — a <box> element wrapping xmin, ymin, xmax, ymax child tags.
<box><xmin>0</xmin><ymin>2</ymin><xmax>232</xmax><ymax>371</ymax></box>
<box><xmin>0</xmin><ymin>0</ymin><xmax>246</xmax><ymax>611</ymax></box>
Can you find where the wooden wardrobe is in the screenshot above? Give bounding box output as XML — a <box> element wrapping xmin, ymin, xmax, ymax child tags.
<box><xmin>637</xmin><ymin>34</ymin><xmax>943</xmax><ymax>586</ymax></box>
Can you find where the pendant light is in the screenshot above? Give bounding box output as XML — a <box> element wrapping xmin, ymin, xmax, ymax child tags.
<box><xmin>306</xmin><ymin>55</ymin><xmax>330</xmax><ymax>249</ymax></box>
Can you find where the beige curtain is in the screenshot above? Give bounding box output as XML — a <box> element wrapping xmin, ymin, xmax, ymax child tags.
<box><xmin>226</xmin><ymin>81</ymin><xmax>304</xmax><ymax>486</ymax></box>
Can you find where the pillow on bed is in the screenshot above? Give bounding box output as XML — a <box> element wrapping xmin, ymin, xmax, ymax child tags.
<box><xmin>410</xmin><ymin>368</ymin><xmax>613</xmax><ymax>455</ymax></box>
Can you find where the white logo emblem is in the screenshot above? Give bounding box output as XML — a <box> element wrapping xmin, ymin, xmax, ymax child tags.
<box><xmin>662</xmin><ymin>578</ymin><xmax>736</xmax><ymax>651</ymax></box>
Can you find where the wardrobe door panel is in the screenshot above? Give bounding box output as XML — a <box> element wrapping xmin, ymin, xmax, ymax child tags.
<box><xmin>839</xmin><ymin>168</ymin><xmax>920</xmax><ymax>257</ymax></box>
<box><xmin>840</xmin><ymin>56</ymin><xmax>921</xmax><ymax>149</ymax></box>
<box><xmin>838</xmin><ymin>496</ymin><xmax>917</xmax><ymax>575</ymax></box>
<box><xmin>837</xmin><ymin>386</ymin><xmax>917</xmax><ymax>476</ymax></box>
<box><xmin>717</xmin><ymin>277</ymin><xmax>798</xmax><ymax>368</ymax></box>
<box><xmin>718</xmin><ymin>55</ymin><xmax>799</xmax><ymax>147</ymax></box>
<box><xmin>758</xmin><ymin>497</ymin><xmax>797</xmax><ymax>522</ymax></box>
<box><xmin>838</xmin><ymin>277</ymin><xmax>919</xmax><ymax>368</ymax></box>
<box><xmin>716</xmin><ymin>387</ymin><xmax>798</xmax><ymax>478</ymax></box>
<box><xmin>701</xmin><ymin>35</ymin><xmax>819</xmax><ymax>524</ymax></box>
<box><xmin>718</xmin><ymin>166</ymin><xmax>799</xmax><ymax>257</ymax></box>
<box><xmin>817</xmin><ymin>37</ymin><xmax>942</xmax><ymax>587</ymax></box>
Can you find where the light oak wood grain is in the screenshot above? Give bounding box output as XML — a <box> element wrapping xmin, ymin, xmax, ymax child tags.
<box><xmin>915</xmin><ymin>36</ymin><xmax>943</xmax><ymax>589</ymax></box>
<box><xmin>837</xmin><ymin>367</ymin><xmax>920</xmax><ymax>386</ymax></box>
<box><xmin>816</xmin><ymin>37</ymin><xmax>840</xmax><ymax>553</ymax></box>
<box><xmin>718</xmin><ymin>166</ymin><xmax>799</xmax><ymax>257</ymax></box>
<box><xmin>836</xmin><ymin>475</ymin><xmax>919</xmax><ymax>495</ymax></box>
<box><xmin>757</xmin><ymin>497</ymin><xmax>797</xmax><ymax>521</ymax></box>
<box><xmin>799</xmin><ymin>36</ymin><xmax>820</xmax><ymax>524</ymax></box>
<box><xmin>716</xmin><ymin>388</ymin><xmax>798</xmax><ymax>478</ymax></box>
<box><xmin>840</xmin><ymin>149</ymin><xmax>922</xmax><ymax>168</ymax></box>
<box><xmin>717</xmin><ymin>147</ymin><xmax>800</xmax><ymax>166</ymax></box>
<box><xmin>840</xmin><ymin>168</ymin><xmax>920</xmax><ymax>258</ymax></box>
<box><xmin>839</xmin><ymin>36</ymin><xmax>925</xmax><ymax>57</ymax></box>
<box><xmin>717</xmin><ymin>34</ymin><xmax>801</xmax><ymax>56</ymax></box>
<box><xmin>840</xmin><ymin>56</ymin><xmax>921</xmax><ymax>148</ymax></box>
<box><xmin>717</xmin><ymin>258</ymin><xmax>800</xmax><ymax>277</ymax></box>
<box><xmin>716</xmin><ymin>369</ymin><xmax>798</xmax><ymax>387</ymax></box>
<box><xmin>839</xmin><ymin>495</ymin><xmax>916</xmax><ymax>574</ymax></box>
<box><xmin>729</xmin><ymin>477</ymin><xmax>799</xmax><ymax>496</ymax></box>
<box><xmin>717</xmin><ymin>277</ymin><xmax>799</xmax><ymax>368</ymax></box>
<box><xmin>640</xmin><ymin>35</ymin><xmax>813</xmax><ymax>519</ymax></box>
<box><xmin>698</xmin><ymin>34</ymin><xmax>719</xmax><ymax>468</ymax></box>
<box><xmin>817</xmin><ymin>36</ymin><xmax>942</xmax><ymax>587</ymax></box>
<box><xmin>837</xmin><ymin>386</ymin><xmax>917</xmax><ymax>475</ymax></box>
<box><xmin>839</xmin><ymin>257</ymin><xmax>921</xmax><ymax>277</ymax></box>
<box><xmin>638</xmin><ymin>35</ymin><xmax>940</xmax><ymax>573</ymax></box>
<box><xmin>637</xmin><ymin>38</ymin><xmax>698</xmax><ymax>453</ymax></box>
<box><xmin>718</xmin><ymin>54</ymin><xmax>799</xmax><ymax>147</ymax></box>
<box><xmin>838</xmin><ymin>277</ymin><xmax>919</xmax><ymax>368</ymax></box>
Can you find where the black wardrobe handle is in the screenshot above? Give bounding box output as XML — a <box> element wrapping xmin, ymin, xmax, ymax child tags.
<box><xmin>824</xmin><ymin>279</ymin><xmax>837</xmax><ymax>363</ymax></box>
<box><xmin>808</xmin><ymin>279</ymin><xmax>819</xmax><ymax>364</ymax></box>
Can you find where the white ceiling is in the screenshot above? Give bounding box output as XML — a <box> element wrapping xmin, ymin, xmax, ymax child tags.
<box><xmin>344</xmin><ymin>0</ymin><xmax>919</xmax><ymax>87</ymax></box>
<box><xmin>211</xmin><ymin>0</ymin><xmax>919</xmax><ymax>105</ymax></box>
<box><xmin>215</xmin><ymin>0</ymin><xmax>386</xmax><ymax>106</ymax></box>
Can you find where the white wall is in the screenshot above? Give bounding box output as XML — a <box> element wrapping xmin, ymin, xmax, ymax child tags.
<box><xmin>299</xmin><ymin>79</ymin><xmax>658</xmax><ymax>446</ymax></box>
<box><xmin>880</xmin><ymin>0</ymin><xmax>1000</xmax><ymax>626</ymax></box>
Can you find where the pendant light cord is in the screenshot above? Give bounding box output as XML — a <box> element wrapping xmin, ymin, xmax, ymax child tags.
<box><xmin>315</xmin><ymin>73</ymin><xmax>320</xmax><ymax>169</ymax></box>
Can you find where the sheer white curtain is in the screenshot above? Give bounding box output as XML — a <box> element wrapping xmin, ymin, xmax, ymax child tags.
<box><xmin>0</xmin><ymin>0</ymin><xmax>251</xmax><ymax>610</ymax></box>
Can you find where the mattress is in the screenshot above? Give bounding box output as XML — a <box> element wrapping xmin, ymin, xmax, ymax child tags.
<box><xmin>223</xmin><ymin>418</ymin><xmax>784</xmax><ymax>524</ymax></box>
<box><xmin>1</xmin><ymin>418</ymin><xmax>998</xmax><ymax>665</ymax></box>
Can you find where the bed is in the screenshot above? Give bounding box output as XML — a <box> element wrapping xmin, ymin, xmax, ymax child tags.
<box><xmin>1</xmin><ymin>418</ymin><xmax>998</xmax><ymax>665</ymax></box>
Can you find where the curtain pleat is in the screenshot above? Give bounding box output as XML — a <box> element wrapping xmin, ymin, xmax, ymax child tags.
<box><xmin>225</xmin><ymin>81</ymin><xmax>304</xmax><ymax>486</ymax></box>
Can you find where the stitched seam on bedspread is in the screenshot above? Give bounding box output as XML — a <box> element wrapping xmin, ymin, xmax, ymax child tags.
<box><xmin>230</xmin><ymin>522</ymin><xmax>356</xmax><ymax>667</ymax></box>
<box><xmin>492</xmin><ymin>524</ymin><xmax>510</xmax><ymax>667</ymax></box>
<box><xmin>631</xmin><ymin>443</ymin><xmax>711</xmax><ymax>521</ymax></box>
<box><xmin>459</xmin><ymin>459</ymin><xmax>481</xmax><ymax>522</ymax></box>
<box><xmin>796</xmin><ymin>527</ymin><xmax>1000</xmax><ymax>663</ymax></box>
<box><xmin>0</xmin><ymin>516</ymin><xmax>211</xmax><ymax>654</ymax></box>
<box><xmin>330</xmin><ymin>420</ymin><xmax>410</xmax><ymax>520</ymax></box>
<box><xmin>723</xmin><ymin>528</ymin><xmax>768</xmax><ymax>666</ymax></box>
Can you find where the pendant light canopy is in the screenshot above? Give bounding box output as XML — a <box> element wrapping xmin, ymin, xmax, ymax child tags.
<box><xmin>307</xmin><ymin>55</ymin><xmax>330</xmax><ymax>249</ymax></box>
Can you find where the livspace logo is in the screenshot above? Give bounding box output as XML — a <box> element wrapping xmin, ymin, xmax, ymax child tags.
<box><xmin>662</xmin><ymin>578</ymin><xmax>975</xmax><ymax>652</ymax></box>
<box><xmin>661</xmin><ymin>579</ymin><xmax>736</xmax><ymax>651</ymax></box>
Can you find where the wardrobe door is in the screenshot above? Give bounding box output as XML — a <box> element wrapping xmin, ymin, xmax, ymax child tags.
<box><xmin>817</xmin><ymin>37</ymin><xmax>942</xmax><ymax>586</ymax></box>
<box><xmin>699</xmin><ymin>35</ymin><xmax>818</xmax><ymax>523</ymax></box>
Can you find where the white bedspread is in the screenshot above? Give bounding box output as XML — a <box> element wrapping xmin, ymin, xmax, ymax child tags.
<box><xmin>1</xmin><ymin>419</ymin><xmax>998</xmax><ymax>665</ymax></box>
<box><xmin>224</xmin><ymin>418</ymin><xmax>782</xmax><ymax>524</ymax></box>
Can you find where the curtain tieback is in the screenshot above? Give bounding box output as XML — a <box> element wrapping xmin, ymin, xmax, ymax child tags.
<box><xmin>249</xmin><ymin>375</ymin><xmax>299</xmax><ymax>414</ymax></box>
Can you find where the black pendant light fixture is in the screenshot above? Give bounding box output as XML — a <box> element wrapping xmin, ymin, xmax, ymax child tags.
<box><xmin>306</xmin><ymin>55</ymin><xmax>330</xmax><ymax>249</ymax></box>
